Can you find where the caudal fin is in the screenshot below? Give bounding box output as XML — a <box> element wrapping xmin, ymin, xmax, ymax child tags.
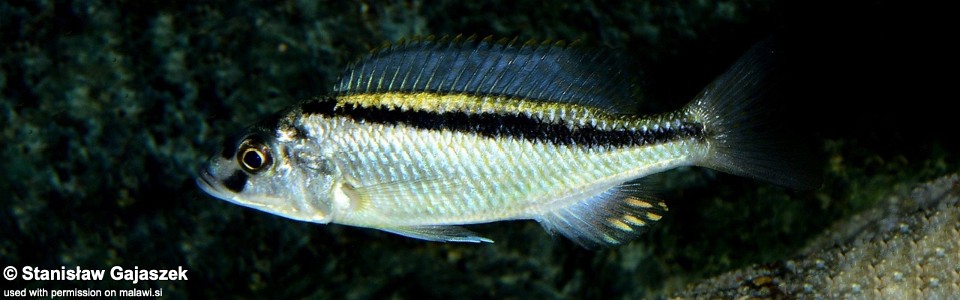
<box><xmin>687</xmin><ymin>42</ymin><xmax>821</xmax><ymax>190</ymax></box>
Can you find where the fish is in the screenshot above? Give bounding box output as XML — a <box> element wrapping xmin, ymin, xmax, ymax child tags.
<box><xmin>196</xmin><ymin>36</ymin><xmax>819</xmax><ymax>248</ymax></box>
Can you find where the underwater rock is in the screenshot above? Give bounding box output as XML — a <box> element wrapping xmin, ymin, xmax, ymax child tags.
<box><xmin>675</xmin><ymin>174</ymin><xmax>960</xmax><ymax>298</ymax></box>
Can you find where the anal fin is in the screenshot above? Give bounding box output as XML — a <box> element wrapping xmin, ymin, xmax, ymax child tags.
<box><xmin>381</xmin><ymin>225</ymin><xmax>494</xmax><ymax>244</ymax></box>
<box><xmin>535</xmin><ymin>182</ymin><xmax>667</xmax><ymax>249</ymax></box>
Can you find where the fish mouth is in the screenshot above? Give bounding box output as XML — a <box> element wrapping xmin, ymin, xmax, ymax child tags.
<box><xmin>196</xmin><ymin>167</ymin><xmax>272</xmax><ymax>210</ymax></box>
<box><xmin>196</xmin><ymin>167</ymin><xmax>230</xmax><ymax>200</ymax></box>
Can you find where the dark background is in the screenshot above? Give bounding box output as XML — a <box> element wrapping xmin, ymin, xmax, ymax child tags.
<box><xmin>1</xmin><ymin>0</ymin><xmax>953</xmax><ymax>298</ymax></box>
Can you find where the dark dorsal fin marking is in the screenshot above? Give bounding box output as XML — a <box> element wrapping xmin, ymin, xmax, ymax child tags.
<box><xmin>334</xmin><ymin>35</ymin><xmax>641</xmax><ymax>114</ymax></box>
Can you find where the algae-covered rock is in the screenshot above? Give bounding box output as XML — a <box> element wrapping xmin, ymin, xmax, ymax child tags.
<box><xmin>675</xmin><ymin>174</ymin><xmax>960</xmax><ymax>299</ymax></box>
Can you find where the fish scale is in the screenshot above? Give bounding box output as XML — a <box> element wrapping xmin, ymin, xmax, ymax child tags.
<box><xmin>197</xmin><ymin>37</ymin><xmax>819</xmax><ymax>248</ymax></box>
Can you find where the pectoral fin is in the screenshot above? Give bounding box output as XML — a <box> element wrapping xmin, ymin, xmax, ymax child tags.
<box><xmin>331</xmin><ymin>152</ymin><xmax>475</xmax><ymax>211</ymax></box>
<box><xmin>327</xmin><ymin>152</ymin><xmax>492</xmax><ymax>244</ymax></box>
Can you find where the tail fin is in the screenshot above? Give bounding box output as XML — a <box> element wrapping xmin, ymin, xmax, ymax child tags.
<box><xmin>687</xmin><ymin>42</ymin><xmax>821</xmax><ymax>190</ymax></box>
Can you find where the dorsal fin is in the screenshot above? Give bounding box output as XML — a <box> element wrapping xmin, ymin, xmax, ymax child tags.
<box><xmin>334</xmin><ymin>35</ymin><xmax>641</xmax><ymax>114</ymax></box>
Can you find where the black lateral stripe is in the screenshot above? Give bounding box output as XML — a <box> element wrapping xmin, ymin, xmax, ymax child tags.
<box><xmin>302</xmin><ymin>97</ymin><xmax>704</xmax><ymax>148</ymax></box>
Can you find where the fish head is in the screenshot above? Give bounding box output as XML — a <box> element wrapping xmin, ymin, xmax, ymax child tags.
<box><xmin>197</xmin><ymin>125</ymin><xmax>334</xmax><ymax>224</ymax></box>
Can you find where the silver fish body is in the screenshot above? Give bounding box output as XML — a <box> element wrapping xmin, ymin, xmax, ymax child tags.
<box><xmin>197</xmin><ymin>37</ymin><xmax>818</xmax><ymax>248</ymax></box>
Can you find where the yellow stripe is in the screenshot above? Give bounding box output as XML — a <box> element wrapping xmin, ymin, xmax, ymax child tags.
<box><xmin>645</xmin><ymin>212</ymin><xmax>662</xmax><ymax>221</ymax></box>
<box><xmin>339</xmin><ymin>92</ymin><xmax>612</xmax><ymax>126</ymax></box>
<box><xmin>626</xmin><ymin>198</ymin><xmax>654</xmax><ymax>208</ymax></box>
<box><xmin>623</xmin><ymin>215</ymin><xmax>647</xmax><ymax>226</ymax></box>
<box><xmin>607</xmin><ymin>218</ymin><xmax>633</xmax><ymax>232</ymax></box>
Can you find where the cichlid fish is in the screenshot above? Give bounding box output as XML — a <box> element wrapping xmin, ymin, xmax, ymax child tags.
<box><xmin>197</xmin><ymin>36</ymin><xmax>818</xmax><ymax>248</ymax></box>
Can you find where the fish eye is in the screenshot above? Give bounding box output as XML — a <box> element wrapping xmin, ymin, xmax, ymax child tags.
<box><xmin>241</xmin><ymin>148</ymin><xmax>265</xmax><ymax>169</ymax></box>
<box><xmin>237</xmin><ymin>138</ymin><xmax>272</xmax><ymax>173</ymax></box>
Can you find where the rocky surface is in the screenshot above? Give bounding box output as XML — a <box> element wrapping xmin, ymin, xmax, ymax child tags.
<box><xmin>675</xmin><ymin>174</ymin><xmax>960</xmax><ymax>299</ymax></box>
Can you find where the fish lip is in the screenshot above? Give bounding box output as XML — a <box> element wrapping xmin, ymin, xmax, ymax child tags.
<box><xmin>196</xmin><ymin>167</ymin><xmax>270</xmax><ymax>210</ymax></box>
<box><xmin>196</xmin><ymin>167</ymin><xmax>282</xmax><ymax>212</ymax></box>
<box><xmin>196</xmin><ymin>167</ymin><xmax>225</xmax><ymax>197</ymax></box>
